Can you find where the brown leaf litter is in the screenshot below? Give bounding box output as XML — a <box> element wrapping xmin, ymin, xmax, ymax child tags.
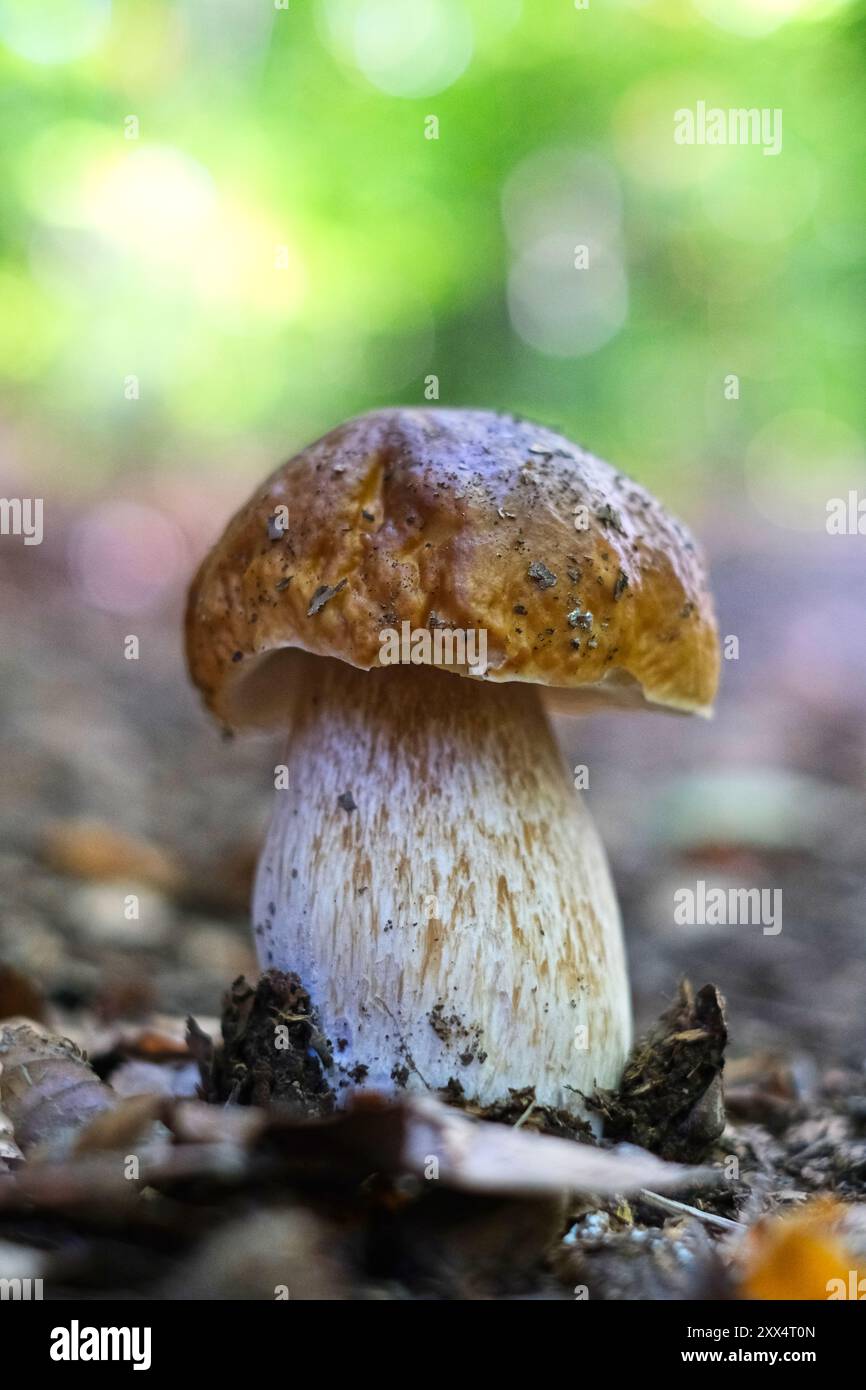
<box><xmin>1</xmin><ymin>970</ymin><xmax>864</xmax><ymax>1299</ymax></box>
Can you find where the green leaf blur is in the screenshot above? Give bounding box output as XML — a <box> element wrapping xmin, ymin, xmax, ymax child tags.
<box><xmin>0</xmin><ymin>0</ymin><xmax>863</xmax><ymax>508</ymax></box>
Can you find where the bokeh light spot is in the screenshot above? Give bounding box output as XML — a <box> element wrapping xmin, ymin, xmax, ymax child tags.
<box><xmin>691</xmin><ymin>0</ymin><xmax>849</xmax><ymax>40</ymax></box>
<box><xmin>701</xmin><ymin>143</ymin><xmax>820</xmax><ymax>244</ymax></box>
<box><xmin>86</xmin><ymin>147</ymin><xmax>217</xmax><ymax>264</ymax></box>
<box><xmin>502</xmin><ymin>147</ymin><xmax>623</xmax><ymax>252</ymax></box>
<box><xmin>0</xmin><ymin>0</ymin><xmax>111</xmax><ymax>65</ymax></box>
<box><xmin>319</xmin><ymin>0</ymin><xmax>473</xmax><ymax>98</ymax></box>
<box><xmin>508</xmin><ymin>233</ymin><xmax>628</xmax><ymax>358</ymax></box>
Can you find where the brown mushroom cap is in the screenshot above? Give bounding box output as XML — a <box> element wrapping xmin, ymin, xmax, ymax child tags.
<box><xmin>185</xmin><ymin>408</ymin><xmax>720</xmax><ymax>727</ymax></box>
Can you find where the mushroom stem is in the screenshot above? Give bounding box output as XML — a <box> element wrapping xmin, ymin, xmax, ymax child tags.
<box><xmin>253</xmin><ymin>656</ymin><xmax>631</xmax><ymax>1114</ymax></box>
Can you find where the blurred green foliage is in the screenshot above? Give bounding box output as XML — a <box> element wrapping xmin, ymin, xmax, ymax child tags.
<box><xmin>0</xmin><ymin>0</ymin><xmax>863</xmax><ymax>507</ymax></box>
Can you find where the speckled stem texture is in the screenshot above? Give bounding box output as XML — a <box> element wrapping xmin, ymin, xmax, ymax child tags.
<box><xmin>253</xmin><ymin>657</ymin><xmax>631</xmax><ymax>1115</ymax></box>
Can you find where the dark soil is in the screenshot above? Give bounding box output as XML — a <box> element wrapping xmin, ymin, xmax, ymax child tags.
<box><xmin>589</xmin><ymin>981</ymin><xmax>727</xmax><ymax>1161</ymax></box>
<box><xmin>203</xmin><ymin>970</ymin><xmax>335</xmax><ymax>1115</ymax></box>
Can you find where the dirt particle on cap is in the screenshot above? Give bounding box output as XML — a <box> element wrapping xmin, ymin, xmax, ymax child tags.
<box><xmin>596</xmin><ymin>503</ymin><xmax>625</xmax><ymax>534</ymax></box>
<box><xmin>337</xmin><ymin>791</ymin><xmax>357</xmax><ymax>813</ymax></box>
<box><xmin>307</xmin><ymin>578</ymin><xmax>347</xmax><ymax>615</ymax></box>
<box><xmin>527</xmin><ymin>560</ymin><xmax>556</xmax><ymax>589</ymax></box>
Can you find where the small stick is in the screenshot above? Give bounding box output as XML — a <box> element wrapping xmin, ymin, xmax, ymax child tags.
<box><xmin>639</xmin><ymin>1188</ymin><xmax>742</xmax><ymax>1232</ymax></box>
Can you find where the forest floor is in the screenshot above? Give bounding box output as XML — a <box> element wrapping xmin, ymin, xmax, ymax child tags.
<box><xmin>1</xmin><ymin>522</ymin><xmax>864</xmax><ymax>1299</ymax></box>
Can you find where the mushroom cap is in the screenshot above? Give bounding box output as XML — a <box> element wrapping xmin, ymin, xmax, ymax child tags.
<box><xmin>185</xmin><ymin>408</ymin><xmax>720</xmax><ymax>727</ymax></box>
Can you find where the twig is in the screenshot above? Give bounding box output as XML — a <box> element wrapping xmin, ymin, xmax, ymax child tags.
<box><xmin>639</xmin><ymin>1188</ymin><xmax>742</xmax><ymax>1232</ymax></box>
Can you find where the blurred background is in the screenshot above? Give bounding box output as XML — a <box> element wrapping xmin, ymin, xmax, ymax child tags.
<box><xmin>0</xmin><ymin>1</ymin><xmax>864</xmax><ymax>1075</ymax></box>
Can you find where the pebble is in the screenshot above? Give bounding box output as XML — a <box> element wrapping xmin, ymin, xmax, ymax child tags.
<box><xmin>0</xmin><ymin>914</ymin><xmax>64</xmax><ymax>976</ymax></box>
<box><xmin>66</xmin><ymin>884</ymin><xmax>173</xmax><ymax>947</ymax></box>
<box><xmin>179</xmin><ymin>921</ymin><xmax>257</xmax><ymax>979</ymax></box>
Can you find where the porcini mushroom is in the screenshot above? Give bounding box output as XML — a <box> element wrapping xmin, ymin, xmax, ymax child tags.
<box><xmin>185</xmin><ymin>409</ymin><xmax>719</xmax><ymax>1116</ymax></box>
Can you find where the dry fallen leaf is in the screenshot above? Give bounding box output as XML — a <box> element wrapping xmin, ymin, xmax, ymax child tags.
<box><xmin>41</xmin><ymin>818</ymin><xmax>183</xmax><ymax>893</ymax></box>
<box><xmin>0</xmin><ymin>1069</ymin><xmax>732</xmax><ymax>1299</ymax></box>
<box><xmin>73</xmin><ymin>1093</ymin><xmax>165</xmax><ymax>1156</ymax></box>
<box><xmin>0</xmin><ymin>1023</ymin><xmax>118</xmax><ymax>1158</ymax></box>
<box><xmin>0</xmin><ymin>1063</ymin><xmax>24</xmax><ymax>1167</ymax></box>
<box><xmin>397</xmin><ymin>1095</ymin><xmax>724</xmax><ymax>1195</ymax></box>
<box><xmin>738</xmin><ymin>1198</ymin><xmax>864</xmax><ymax>1301</ymax></box>
<box><xmin>0</xmin><ymin>1079</ymin><xmax>723</xmax><ymax>1214</ymax></box>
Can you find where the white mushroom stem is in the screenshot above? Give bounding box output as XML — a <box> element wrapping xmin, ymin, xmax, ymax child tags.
<box><xmin>253</xmin><ymin>657</ymin><xmax>631</xmax><ymax>1115</ymax></box>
